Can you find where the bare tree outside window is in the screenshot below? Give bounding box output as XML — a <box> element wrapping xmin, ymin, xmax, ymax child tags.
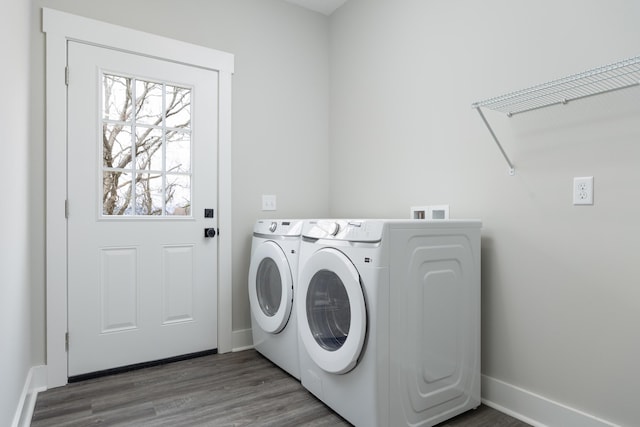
<box><xmin>101</xmin><ymin>74</ymin><xmax>192</xmax><ymax>216</ymax></box>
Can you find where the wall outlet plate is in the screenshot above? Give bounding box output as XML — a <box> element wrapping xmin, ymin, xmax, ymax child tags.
<box><xmin>429</xmin><ymin>205</ymin><xmax>449</xmax><ymax>219</ymax></box>
<box><xmin>262</xmin><ymin>194</ymin><xmax>277</xmax><ymax>211</ymax></box>
<box><xmin>410</xmin><ymin>205</ymin><xmax>450</xmax><ymax>219</ymax></box>
<box><xmin>573</xmin><ymin>176</ymin><xmax>593</xmax><ymax>205</ymax></box>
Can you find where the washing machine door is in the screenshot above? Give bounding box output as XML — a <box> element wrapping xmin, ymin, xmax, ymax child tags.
<box><xmin>248</xmin><ymin>241</ymin><xmax>294</xmax><ymax>334</ymax></box>
<box><xmin>298</xmin><ymin>248</ymin><xmax>366</xmax><ymax>374</ymax></box>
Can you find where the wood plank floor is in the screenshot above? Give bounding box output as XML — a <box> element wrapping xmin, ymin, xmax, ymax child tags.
<box><xmin>32</xmin><ymin>349</ymin><xmax>531</xmax><ymax>426</ymax></box>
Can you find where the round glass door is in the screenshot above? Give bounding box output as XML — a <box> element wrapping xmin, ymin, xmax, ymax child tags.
<box><xmin>256</xmin><ymin>257</ymin><xmax>282</xmax><ymax>317</ymax></box>
<box><xmin>306</xmin><ymin>270</ymin><xmax>351</xmax><ymax>351</ymax></box>
<box><xmin>248</xmin><ymin>241</ymin><xmax>293</xmax><ymax>334</ymax></box>
<box><xmin>298</xmin><ymin>248</ymin><xmax>366</xmax><ymax>374</ymax></box>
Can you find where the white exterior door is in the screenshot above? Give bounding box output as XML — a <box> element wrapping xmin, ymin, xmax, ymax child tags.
<box><xmin>67</xmin><ymin>41</ymin><xmax>218</xmax><ymax>377</ymax></box>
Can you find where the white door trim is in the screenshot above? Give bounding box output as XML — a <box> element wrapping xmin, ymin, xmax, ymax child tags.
<box><xmin>42</xmin><ymin>7</ymin><xmax>234</xmax><ymax>388</ymax></box>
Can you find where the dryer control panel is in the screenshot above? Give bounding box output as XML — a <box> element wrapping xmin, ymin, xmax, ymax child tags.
<box><xmin>303</xmin><ymin>220</ymin><xmax>384</xmax><ymax>243</ymax></box>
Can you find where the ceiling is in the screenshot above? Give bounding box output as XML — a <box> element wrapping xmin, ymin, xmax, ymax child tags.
<box><xmin>283</xmin><ymin>0</ymin><xmax>348</xmax><ymax>15</ymax></box>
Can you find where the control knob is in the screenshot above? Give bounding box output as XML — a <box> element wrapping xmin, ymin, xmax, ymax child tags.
<box><xmin>328</xmin><ymin>222</ymin><xmax>340</xmax><ymax>236</ymax></box>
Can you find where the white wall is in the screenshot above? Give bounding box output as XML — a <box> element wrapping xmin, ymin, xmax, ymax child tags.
<box><xmin>29</xmin><ymin>0</ymin><xmax>331</xmax><ymax>355</ymax></box>
<box><xmin>329</xmin><ymin>0</ymin><xmax>640</xmax><ymax>425</ymax></box>
<box><xmin>0</xmin><ymin>1</ymin><xmax>33</xmax><ymax>425</ymax></box>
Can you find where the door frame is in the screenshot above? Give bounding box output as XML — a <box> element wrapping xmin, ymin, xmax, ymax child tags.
<box><xmin>43</xmin><ymin>8</ymin><xmax>234</xmax><ymax>388</ymax></box>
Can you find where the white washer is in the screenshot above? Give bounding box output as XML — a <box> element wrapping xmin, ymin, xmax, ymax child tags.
<box><xmin>249</xmin><ymin>219</ymin><xmax>303</xmax><ymax>379</ymax></box>
<box><xmin>297</xmin><ymin>219</ymin><xmax>482</xmax><ymax>427</ymax></box>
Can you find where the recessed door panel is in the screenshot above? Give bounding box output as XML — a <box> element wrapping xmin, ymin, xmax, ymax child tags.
<box><xmin>161</xmin><ymin>245</ymin><xmax>194</xmax><ymax>325</ymax></box>
<box><xmin>100</xmin><ymin>247</ymin><xmax>138</xmax><ymax>333</ymax></box>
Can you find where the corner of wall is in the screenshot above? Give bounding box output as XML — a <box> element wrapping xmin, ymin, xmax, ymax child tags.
<box><xmin>232</xmin><ymin>328</ymin><xmax>254</xmax><ymax>352</ymax></box>
<box><xmin>12</xmin><ymin>365</ymin><xmax>47</xmax><ymax>427</ymax></box>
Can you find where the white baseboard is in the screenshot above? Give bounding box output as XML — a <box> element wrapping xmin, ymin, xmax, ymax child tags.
<box><xmin>232</xmin><ymin>328</ymin><xmax>254</xmax><ymax>352</ymax></box>
<box><xmin>12</xmin><ymin>365</ymin><xmax>47</xmax><ymax>427</ymax></box>
<box><xmin>481</xmin><ymin>375</ymin><xmax>619</xmax><ymax>427</ymax></box>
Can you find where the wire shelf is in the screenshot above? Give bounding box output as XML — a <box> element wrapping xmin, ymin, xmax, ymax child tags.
<box><xmin>472</xmin><ymin>55</ymin><xmax>640</xmax><ymax>175</ymax></box>
<box><xmin>472</xmin><ymin>55</ymin><xmax>640</xmax><ymax>116</ymax></box>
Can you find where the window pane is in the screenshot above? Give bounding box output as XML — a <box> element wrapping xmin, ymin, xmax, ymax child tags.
<box><xmin>103</xmin><ymin>74</ymin><xmax>132</xmax><ymax>122</ymax></box>
<box><xmin>166</xmin><ymin>131</ymin><xmax>191</xmax><ymax>173</ymax></box>
<box><xmin>103</xmin><ymin>171</ymin><xmax>133</xmax><ymax>216</ymax></box>
<box><xmin>165</xmin><ymin>85</ymin><xmax>191</xmax><ymax>129</ymax></box>
<box><xmin>166</xmin><ymin>174</ymin><xmax>191</xmax><ymax>215</ymax></box>
<box><xmin>100</xmin><ymin>73</ymin><xmax>193</xmax><ymax>217</ymax></box>
<box><xmin>135</xmin><ymin>80</ymin><xmax>163</xmax><ymax>126</ymax></box>
<box><xmin>103</xmin><ymin>124</ymin><xmax>132</xmax><ymax>169</ymax></box>
<box><xmin>135</xmin><ymin>173</ymin><xmax>164</xmax><ymax>216</ymax></box>
<box><xmin>135</xmin><ymin>126</ymin><xmax>163</xmax><ymax>172</ymax></box>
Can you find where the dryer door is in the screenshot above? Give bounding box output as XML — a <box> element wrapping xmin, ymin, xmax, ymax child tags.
<box><xmin>298</xmin><ymin>248</ymin><xmax>366</xmax><ymax>374</ymax></box>
<box><xmin>248</xmin><ymin>241</ymin><xmax>294</xmax><ymax>334</ymax></box>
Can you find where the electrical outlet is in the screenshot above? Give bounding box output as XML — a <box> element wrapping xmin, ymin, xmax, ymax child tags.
<box><xmin>573</xmin><ymin>176</ymin><xmax>593</xmax><ymax>205</ymax></box>
<box><xmin>262</xmin><ymin>195</ymin><xmax>276</xmax><ymax>211</ymax></box>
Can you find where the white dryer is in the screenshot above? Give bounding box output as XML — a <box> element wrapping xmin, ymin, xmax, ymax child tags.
<box><xmin>296</xmin><ymin>219</ymin><xmax>482</xmax><ymax>427</ymax></box>
<box><xmin>249</xmin><ymin>219</ymin><xmax>303</xmax><ymax>379</ymax></box>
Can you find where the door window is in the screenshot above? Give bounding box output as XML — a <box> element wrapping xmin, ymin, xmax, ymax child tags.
<box><xmin>256</xmin><ymin>257</ymin><xmax>283</xmax><ymax>317</ymax></box>
<box><xmin>101</xmin><ymin>73</ymin><xmax>192</xmax><ymax>216</ymax></box>
<box><xmin>306</xmin><ymin>269</ymin><xmax>351</xmax><ymax>351</ymax></box>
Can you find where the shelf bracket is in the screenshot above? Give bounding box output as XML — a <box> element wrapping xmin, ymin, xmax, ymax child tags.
<box><xmin>475</xmin><ymin>106</ymin><xmax>515</xmax><ymax>176</ymax></box>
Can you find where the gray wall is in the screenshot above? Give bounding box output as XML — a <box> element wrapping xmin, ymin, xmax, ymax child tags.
<box><xmin>329</xmin><ymin>0</ymin><xmax>639</xmax><ymax>425</ymax></box>
<box><xmin>29</xmin><ymin>0</ymin><xmax>331</xmax><ymax>358</ymax></box>
<box><xmin>1</xmin><ymin>1</ymin><xmax>32</xmax><ymax>425</ymax></box>
<box><xmin>20</xmin><ymin>0</ymin><xmax>639</xmax><ymax>425</ymax></box>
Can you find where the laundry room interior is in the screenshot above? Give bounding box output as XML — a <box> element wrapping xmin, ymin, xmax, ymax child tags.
<box><xmin>3</xmin><ymin>0</ymin><xmax>639</xmax><ymax>426</ymax></box>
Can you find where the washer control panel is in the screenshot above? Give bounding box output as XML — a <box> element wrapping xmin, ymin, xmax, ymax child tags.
<box><xmin>254</xmin><ymin>219</ymin><xmax>304</xmax><ymax>237</ymax></box>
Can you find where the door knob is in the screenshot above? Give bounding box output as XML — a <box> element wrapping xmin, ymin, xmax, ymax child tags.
<box><xmin>204</xmin><ymin>228</ymin><xmax>217</xmax><ymax>238</ymax></box>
